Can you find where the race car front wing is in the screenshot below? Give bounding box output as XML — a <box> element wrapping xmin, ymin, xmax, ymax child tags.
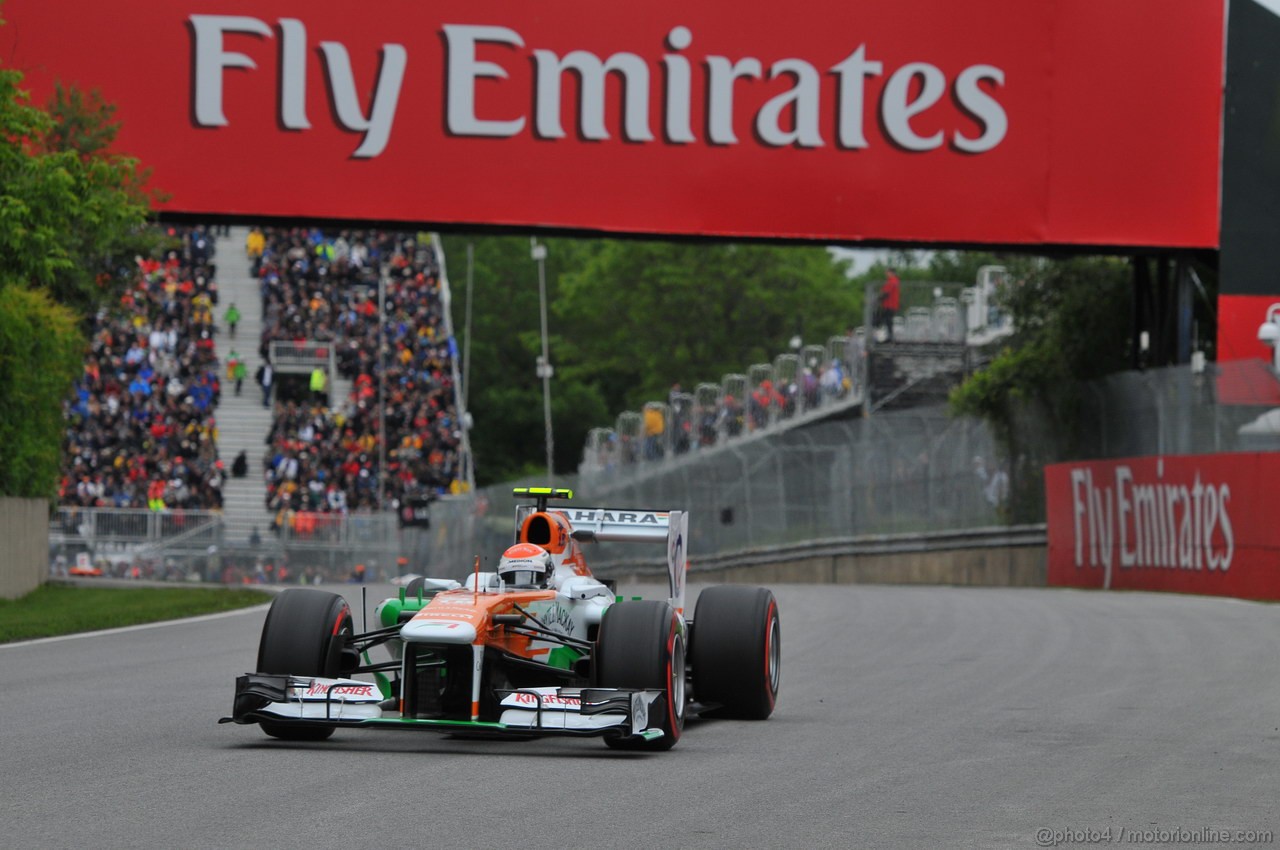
<box><xmin>220</xmin><ymin>675</ymin><xmax>667</xmax><ymax>742</ymax></box>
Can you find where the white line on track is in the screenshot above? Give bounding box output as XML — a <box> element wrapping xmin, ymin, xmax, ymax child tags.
<box><xmin>1</xmin><ymin>603</ymin><xmax>271</xmax><ymax>649</ymax></box>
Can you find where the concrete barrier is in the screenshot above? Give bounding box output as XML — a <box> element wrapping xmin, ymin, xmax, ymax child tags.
<box><xmin>599</xmin><ymin>525</ymin><xmax>1048</xmax><ymax>588</ymax></box>
<box><xmin>1</xmin><ymin>498</ymin><xmax>49</xmax><ymax>599</ymax></box>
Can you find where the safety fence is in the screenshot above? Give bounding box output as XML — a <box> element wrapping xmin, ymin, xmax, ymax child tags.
<box><xmin>1077</xmin><ymin>364</ymin><xmax>1265</xmax><ymax>459</ymax></box>
<box><xmin>395</xmin><ymin>406</ymin><xmax>1005</xmax><ymax>580</ymax></box>
<box><xmin>989</xmin><ymin>362</ymin><xmax>1279</xmax><ymax>521</ymax></box>
<box><xmin>577</xmin><ymin>407</ymin><xmax>1004</xmax><ymax>563</ymax></box>
<box><xmin>581</xmin><ymin>270</ymin><xmax>1014</xmax><ymax>476</ymax></box>
<box><xmin>51</xmin><ymin>361</ymin><xmax>1272</xmax><ymax>583</ymax></box>
<box><xmin>562</xmin><ymin>362</ymin><xmax>1274</xmax><ymax>570</ymax></box>
<box><xmin>49</xmin><ymin>506</ymin><xmax>403</xmax><ymax>581</ymax></box>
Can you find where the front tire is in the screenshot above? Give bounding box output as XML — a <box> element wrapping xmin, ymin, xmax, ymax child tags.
<box><xmin>596</xmin><ymin>600</ymin><xmax>685</xmax><ymax>751</ymax></box>
<box><xmin>690</xmin><ymin>586</ymin><xmax>780</xmax><ymax>719</ymax></box>
<box><xmin>256</xmin><ymin>589</ymin><xmax>353</xmax><ymax>741</ymax></box>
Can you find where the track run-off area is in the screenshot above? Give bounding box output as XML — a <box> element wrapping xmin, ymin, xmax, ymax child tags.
<box><xmin>2</xmin><ymin>582</ymin><xmax>1277</xmax><ymax>849</ymax></box>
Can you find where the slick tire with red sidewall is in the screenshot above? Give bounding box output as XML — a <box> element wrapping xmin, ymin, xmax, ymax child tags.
<box><xmin>690</xmin><ymin>585</ymin><xmax>780</xmax><ymax>719</ymax></box>
<box><xmin>256</xmin><ymin>588</ymin><xmax>353</xmax><ymax>741</ymax></box>
<box><xmin>596</xmin><ymin>600</ymin><xmax>686</xmax><ymax>751</ymax></box>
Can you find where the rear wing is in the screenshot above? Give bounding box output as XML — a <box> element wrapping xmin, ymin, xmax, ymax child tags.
<box><xmin>512</xmin><ymin>489</ymin><xmax>688</xmax><ymax>614</ymax></box>
<box><xmin>563</xmin><ymin>507</ymin><xmax>689</xmax><ymax>616</ymax></box>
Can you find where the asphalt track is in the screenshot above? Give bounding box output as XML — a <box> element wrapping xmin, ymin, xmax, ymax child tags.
<box><xmin>3</xmin><ymin>582</ymin><xmax>1278</xmax><ymax>850</ymax></box>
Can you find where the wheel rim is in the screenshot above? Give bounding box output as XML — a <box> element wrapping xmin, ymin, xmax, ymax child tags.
<box><xmin>670</xmin><ymin>632</ymin><xmax>686</xmax><ymax>720</ymax></box>
<box><xmin>766</xmin><ymin>614</ymin><xmax>781</xmax><ymax>694</ymax></box>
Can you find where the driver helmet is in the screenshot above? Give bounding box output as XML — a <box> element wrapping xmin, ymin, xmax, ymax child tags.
<box><xmin>497</xmin><ymin>543</ymin><xmax>553</xmax><ymax>588</ymax></box>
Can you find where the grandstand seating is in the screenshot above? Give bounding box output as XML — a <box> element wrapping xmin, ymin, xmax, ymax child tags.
<box><xmin>254</xmin><ymin>228</ymin><xmax>464</xmax><ymax>531</ymax></box>
<box><xmin>60</xmin><ymin>227</ymin><xmax>226</xmax><ymax>511</ymax></box>
<box><xmin>58</xmin><ymin>224</ymin><xmax>467</xmax><ymax>575</ymax></box>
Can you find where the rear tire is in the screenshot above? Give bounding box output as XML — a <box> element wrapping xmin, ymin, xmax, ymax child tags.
<box><xmin>690</xmin><ymin>586</ymin><xmax>780</xmax><ymax>719</ymax></box>
<box><xmin>256</xmin><ymin>589</ymin><xmax>353</xmax><ymax>741</ymax></box>
<box><xmin>596</xmin><ymin>600</ymin><xmax>685</xmax><ymax>751</ymax></box>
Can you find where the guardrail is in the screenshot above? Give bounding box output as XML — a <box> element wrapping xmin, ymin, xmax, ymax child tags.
<box><xmin>271</xmin><ymin>511</ymin><xmax>400</xmax><ymax>549</ymax></box>
<box><xmin>588</xmin><ymin>524</ymin><xmax>1048</xmax><ymax>587</ymax></box>
<box><xmin>50</xmin><ymin>506</ymin><xmax>402</xmax><ymax>566</ymax></box>
<box><xmin>51</xmin><ymin>508</ymin><xmax>221</xmax><ymax>547</ymax></box>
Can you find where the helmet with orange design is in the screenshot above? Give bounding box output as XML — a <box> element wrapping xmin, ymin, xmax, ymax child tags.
<box><xmin>497</xmin><ymin>543</ymin><xmax>553</xmax><ymax>588</ymax></box>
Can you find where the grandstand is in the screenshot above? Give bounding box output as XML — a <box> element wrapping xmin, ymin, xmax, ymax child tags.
<box><xmin>52</xmin><ymin>225</ymin><xmax>472</xmax><ymax>581</ymax></box>
<box><xmin>51</xmin><ymin>230</ymin><xmax>1007</xmax><ymax>578</ymax></box>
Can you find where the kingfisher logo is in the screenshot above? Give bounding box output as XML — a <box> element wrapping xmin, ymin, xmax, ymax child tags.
<box><xmin>189</xmin><ymin>16</ymin><xmax>1007</xmax><ymax>159</ymax></box>
<box><xmin>303</xmin><ymin>681</ymin><xmax>376</xmax><ymax>698</ymax></box>
<box><xmin>505</xmin><ymin>691</ymin><xmax>581</xmax><ymax>709</ymax></box>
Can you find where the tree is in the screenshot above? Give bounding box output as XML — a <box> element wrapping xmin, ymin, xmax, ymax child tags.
<box><xmin>0</xmin><ymin>49</ymin><xmax>156</xmax><ymax>499</ymax></box>
<box><xmin>442</xmin><ymin>235</ymin><xmax>859</xmax><ymax>484</ymax></box>
<box><xmin>439</xmin><ymin>235</ymin><xmax>608</xmax><ymax>483</ymax></box>
<box><xmin>43</xmin><ymin>82</ymin><xmax>117</xmax><ymax>156</ymax></box>
<box><xmin>949</xmin><ymin>255</ymin><xmax>1132</xmax><ymax>520</ymax></box>
<box><xmin>555</xmin><ymin>239</ymin><xmax>859</xmax><ymax>414</ymax></box>
<box><xmin>0</xmin><ymin>286</ymin><xmax>83</xmax><ymax>500</ymax></box>
<box><xmin>0</xmin><ymin>66</ymin><xmax>155</xmax><ymax>317</ymax></box>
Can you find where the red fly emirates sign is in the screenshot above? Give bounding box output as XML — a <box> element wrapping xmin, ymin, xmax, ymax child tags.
<box><xmin>1046</xmin><ymin>454</ymin><xmax>1280</xmax><ymax>601</ymax></box>
<box><xmin>0</xmin><ymin>1</ymin><xmax>1223</xmax><ymax>247</ymax></box>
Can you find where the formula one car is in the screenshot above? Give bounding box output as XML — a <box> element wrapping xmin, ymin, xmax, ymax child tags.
<box><xmin>222</xmin><ymin>488</ymin><xmax>780</xmax><ymax>750</ymax></box>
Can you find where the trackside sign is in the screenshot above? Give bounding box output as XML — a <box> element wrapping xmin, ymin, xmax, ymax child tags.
<box><xmin>1045</xmin><ymin>454</ymin><xmax>1280</xmax><ymax>600</ymax></box>
<box><xmin>0</xmin><ymin>1</ymin><xmax>1223</xmax><ymax>247</ymax></box>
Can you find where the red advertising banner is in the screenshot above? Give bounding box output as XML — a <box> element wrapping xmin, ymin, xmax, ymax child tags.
<box><xmin>0</xmin><ymin>1</ymin><xmax>1224</xmax><ymax>247</ymax></box>
<box><xmin>1046</xmin><ymin>454</ymin><xmax>1280</xmax><ymax>600</ymax></box>
<box><xmin>1214</xmin><ymin>295</ymin><xmax>1280</xmax><ymax>406</ymax></box>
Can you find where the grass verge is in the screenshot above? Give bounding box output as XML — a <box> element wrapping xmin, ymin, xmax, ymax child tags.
<box><xmin>0</xmin><ymin>583</ymin><xmax>272</xmax><ymax>643</ymax></box>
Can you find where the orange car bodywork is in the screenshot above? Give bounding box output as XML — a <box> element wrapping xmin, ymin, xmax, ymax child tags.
<box><xmin>406</xmin><ymin>586</ymin><xmax>560</xmax><ymax>661</ymax></box>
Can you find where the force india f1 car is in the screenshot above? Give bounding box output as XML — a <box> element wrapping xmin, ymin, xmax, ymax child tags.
<box><xmin>222</xmin><ymin>488</ymin><xmax>780</xmax><ymax>750</ymax></box>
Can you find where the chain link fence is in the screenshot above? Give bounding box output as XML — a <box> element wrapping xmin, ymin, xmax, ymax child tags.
<box><xmin>438</xmin><ymin>363</ymin><xmax>1275</xmax><ymax>572</ymax></box>
<box><xmin>575</xmin><ymin>407</ymin><xmax>1003</xmax><ymax>560</ymax></box>
<box><xmin>996</xmin><ymin>363</ymin><xmax>1276</xmax><ymax>520</ymax></box>
<box><xmin>1078</xmin><ymin>364</ymin><xmax>1256</xmax><ymax>458</ymax></box>
<box><xmin>408</xmin><ymin>407</ymin><xmax>1003</xmax><ymax>576</ymax></box>
<box><xmin>52</xmin><ymin>362</ymin><xmax>1277</xmax><ymax>580</ymax></box>
<box><xmin>49</xmin><ymin>506</ymin><xmax>404</xmax><ymax>582</ymax></box>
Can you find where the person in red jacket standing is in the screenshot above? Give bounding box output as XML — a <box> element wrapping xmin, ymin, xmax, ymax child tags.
<box><xmin>879</xmin><ymin>267</ymin><xmax>900</xmax><ymax>342</ymax></box>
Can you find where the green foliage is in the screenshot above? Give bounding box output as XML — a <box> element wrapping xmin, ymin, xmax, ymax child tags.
<box><xmin>0</xmin><ymin>52</ymin><xmax>156</xmax><ymax>499</ymax></box>
<box><xmin>927</xmin><ymin>251</ymin><xmax>1008</xmax><ymax>289</ymax></box>
<box><xmin>44</xmin><ymin>82</ymin><xmax>118</xmax><ymax>156</ymax></box>
<box><xmin>0</xmin><ymin>286</ymin><xmax>85</xmax><ymax>499</ymax></box>
<box><xmin>0</xmin><ymin>66</ymin><xmax>155</xmax><ymax>316</ymax></box>
<box><xmin>0</xmin><ymin>584</ymin><xmax>272</xmax><ymax>643</ymax></box>
<box><xmin>950</xmin><ymin>256</ymin><xmax>1132</xmax><ymax>520</ymax></box>
<box><xmin>443</xmin><ymin>235</ymin><xmax>859</xmax><ymax>483</ymax></box>
<box><xmin>556</xmin><ymin>239</ymin><xmax>859</xmax><ymax>412</ymax></box>
<box><xmin>440</xmin><ymin>236</ymin><xmax>602</xmax><ymax>483</ymax></box>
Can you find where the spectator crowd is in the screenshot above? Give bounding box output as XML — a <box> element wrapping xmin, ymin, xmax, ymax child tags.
<box><xmin>58</xmin><ymin>222</ymin><xmax>467</xmax><ymax>537</ymax></box>
<box><xmin>60</xmin><ymin>227</ymin><xmax>227</xmax><ymax>510</ymax></box>
<box><xmin>253</xmin><ymin>228</ymin><xmax>464</xmax><ymax>532</ymax></box>
<box><xmin>595</xmin><ymin>333</ymin><xmax>862</xmax><ymax>471</ymax></box>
